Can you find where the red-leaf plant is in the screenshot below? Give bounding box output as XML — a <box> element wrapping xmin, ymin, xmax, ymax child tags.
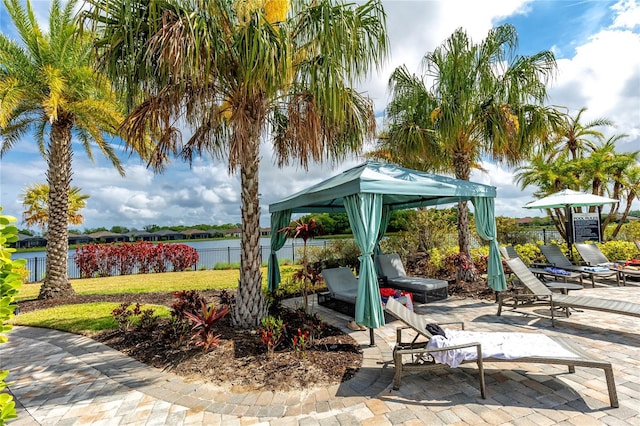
<box><xmin>183</xmin><ymin>301</ymin><xmax>230</xmax><ymax>352</ymax></box>
<box><xmin>259</xmin><ymin>316</ymin><xmax>287</xmax><ymax>357</ymax></box>
<box><xmin>278</xmin><ymin>218</ymin><xmax>324</xmax><ymax>310</ymax></box>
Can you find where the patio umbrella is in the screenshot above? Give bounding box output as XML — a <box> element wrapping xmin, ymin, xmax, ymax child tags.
<box><xmin>524</xmin><ymin>189</ymin><xmax>618</xmax><ymax>256</ymax></box>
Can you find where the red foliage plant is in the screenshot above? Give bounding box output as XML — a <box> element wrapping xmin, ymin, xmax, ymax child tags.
<box><xmin>74</xmin><ymin>242</ymin><xmax>199</xmax><ymax>278</ymax></box>
<box><xmin>183</xmin><ymin>302</ymin><xmax>230</xmax><ymax>352</ymax></box>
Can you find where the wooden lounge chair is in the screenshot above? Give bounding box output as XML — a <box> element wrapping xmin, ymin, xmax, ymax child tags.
<box><xmin>384</xmin><ymin>297</ymin><xmax>618</xmax><ymax>407</ymax></box>
<box><xmin>500</xmin><ymin>245</ymin><xmax>584</xmax><ymax>285</ymax></box>
<box><xmin>499</xmin><ymin>257</ymin><xmax>640</xmax><ymax>326</ymax></box>
<box><xmin>376</xmin><ymin>253</ymin><xmax>448</xmax><ymax>302</ymax></box>
<box><xmin>539</xmin><ymin>244</ymin><xmax>619</xmax><ymax>287</ymax></box>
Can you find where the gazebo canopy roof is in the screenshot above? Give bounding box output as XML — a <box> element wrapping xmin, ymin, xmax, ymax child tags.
<box><xmin>269</xmin><ymin>161</ymin><xmax>497</xmax><ymax>214</ymax></box>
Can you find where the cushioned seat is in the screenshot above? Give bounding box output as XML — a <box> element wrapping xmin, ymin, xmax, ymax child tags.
<box><xmin>376</xmin><ymin>253</ymin><xmax>448</xmax><ymax>303</ymax></box>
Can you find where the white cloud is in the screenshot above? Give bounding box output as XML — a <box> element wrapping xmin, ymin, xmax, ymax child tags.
<box><xmin>611</xmin><ymin>0</ymin><xmax>640</xmax><ymax>29</ymax></box>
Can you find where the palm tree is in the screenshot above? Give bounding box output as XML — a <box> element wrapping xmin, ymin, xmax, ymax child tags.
<box><xmin>376</xmin><ymin>25</ymin><xmax>561</xmax><ymax>279</ymax></box>
<box><xmin>515</xmin><ymin>152</ymin><xmax>580</xmax><ymax>240</ymax></box>
<box><xmin>84</xmin><ymin>0</ymin><xmax>388</xmax><ymax>327</ymax></box>
<box><xmin>611</xmin><ymin>165</ymin><xmax>640</xmax><ymax>238</ymax></box>
<box><xmin>22</xmin><ymin>183</ymin><xmax>89</xmax><ymax>232</ymax></box>
<box><xmin>0</xmin><ymin>0</ymin><xmax>131</xmax><ymax>299</ymax></box>
<box><xmin>549</xmin><ymin>107</ymin><xmax>613</xmax><ymax>160</ymax></box>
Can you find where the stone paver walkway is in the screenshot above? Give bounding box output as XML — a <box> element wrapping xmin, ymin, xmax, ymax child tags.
<box><xmin>2</xmin><ymin>280</ymin><xmax>640</xmax><ymax>425</ymax></box>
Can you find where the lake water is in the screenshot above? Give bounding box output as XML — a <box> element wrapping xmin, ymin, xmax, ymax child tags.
<box><xmin>15</xmin><ymin>238</ymin><xmax>329</xmax><ymax>282</ymax></box>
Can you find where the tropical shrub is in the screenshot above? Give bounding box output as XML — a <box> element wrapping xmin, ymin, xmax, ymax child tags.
<box><xmin>496</xmin><ymin>216</ymin><xmax>528</xmax><ymax>245</ymax></box>
<box><xmin>0</xmin><ymin>208</ymin><xmax>23</xmax><ymax>424</ymax></box>
<box><xmin>259</xmin><ymin>316</ymin><xmax>286</xmax><ymax>357</ymax></box>
<box><xmin>307</xmin><ymin>239</ymin><xmax>361</xmax><ymax>272</ymax></box>
<box><xmin>596</xmin><ymin>241</ymin><xmax>638</xmax><ymax>263</ymax></box>
<box><xmin>511</xmin><ymin>243</ymin><xmax>544</xmax><ymax>264</ymax></box>
<box><xmin>184</xmin><ymin>302</ymin><xmax>229</xmax><ymax>352</ymax></box>
<box><xmin>291</xmin><ymin>328</ymin><xmax>312</xmax><ymax>357</ymax></box>
<box><xmin>614</xmin><ymin>221</ymin><xmax>640</xmax><ymax>243</ymax></box>
<box><xmin>111</xmin><ymin>302</ymin><xmax>157</xmax><ymax>332</ymax></box>
<box><xmin>74</xmin><ymin>242</ymin><xmax>199</xmax><ymax>277</ymax></box>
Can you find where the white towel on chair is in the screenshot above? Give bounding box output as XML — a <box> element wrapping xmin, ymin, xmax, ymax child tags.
<box><xmin>426</xmin><ymin>330</ymin><xmax>579</xmax><ymax>368</ymax></box>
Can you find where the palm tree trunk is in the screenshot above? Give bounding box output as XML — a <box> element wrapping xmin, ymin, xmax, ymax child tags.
<box><xmin>611</xmin><ymin>198</ymin><xmax>634</xmax><ymax>238</ymax></box>
<box><xmin>453</xmin><ymin>150</ymin><xmax>476</xmax><ymax>282</ymax></box>
<box><xmin>39</xmin><ymin>119</ymin><xmax>75</xmax><ymax>299</ymax></box>
<box><xmin>232</xmin><ymin>136</ymin><xmax>266</xmax><ymax>328</ymax></box>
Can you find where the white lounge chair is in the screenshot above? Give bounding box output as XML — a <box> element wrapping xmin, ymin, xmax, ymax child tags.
<box><xmin>384</xmin><ymin>297</ymin><xmax>618</xmax><ymax>407</ymax></box>
<box><xmin>376</xmin><ymin>253</ymin><xmax>448</xmax><ymax>303</ymax></box>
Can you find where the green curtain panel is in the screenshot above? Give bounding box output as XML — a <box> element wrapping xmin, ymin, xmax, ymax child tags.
<box><xmin>344</xmin><ymin>193</ymin><xmax>386</xmax><ymax>329</ymax></box>
<box><xmin>267</xmin><ymin>209</ymin><xmax>292</xmax><ymax>291</ymax></box>
<box><xmin>471</xmin><ymin>197</ymin><xmax>507</xmax><ymax>291</ymax></box>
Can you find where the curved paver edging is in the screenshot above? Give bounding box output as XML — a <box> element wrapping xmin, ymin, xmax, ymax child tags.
<box><xmin>1</xmin><ymin>318</ymin><xmax>395</xmax><ymax>424</ymax></box>
<box><xmin>3</xmin><ymin>285</ymin><xmax>640</xmax><ymax>425</ymax></box>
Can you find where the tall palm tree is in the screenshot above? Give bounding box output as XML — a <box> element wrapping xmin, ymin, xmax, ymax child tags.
<box><xmin>22</xmin><ymin>183</ymin><xmax>89</xmax><ymax>232</ymax></box>
<box><xmin>0</xmin><ymin>0</ymin><xmax>131</xmax><ymax>299</ymax></box>
<box><xmin>376</xmin><ymin>25</ymin><xmax>561</xmax><ymax>279</ymax></box>
<box><xmin>84</xmin><ymin>0</ymin><xmax>388</xmax><ymax>327</ymax></box>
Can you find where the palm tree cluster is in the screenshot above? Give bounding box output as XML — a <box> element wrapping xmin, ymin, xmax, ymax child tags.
<box><xmin>515</xmin><ymin>107</ymin><xmax>639</xmax><ymax>240</ymax></box>
<box><xmin>2</xmin><ymin>0</ymin><xmax>634</xmax><ymax>327</ymax></box>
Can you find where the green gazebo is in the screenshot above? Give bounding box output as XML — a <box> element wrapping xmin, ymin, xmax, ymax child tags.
<box><xmin>268</xmin><ymin>161</ymin><xmax>506</xmax><ymax>331</ymax></box>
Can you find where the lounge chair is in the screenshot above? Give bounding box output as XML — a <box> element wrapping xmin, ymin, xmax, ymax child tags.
<box><xmin>539</xmin><ymin>244</ymin><xmax>619</xmax><ymax>287</ymax></box>
<box><xmin>500</xmin><ymin>245</ymin><xmax>584</xmax><ymax>285</ymax></box>
<box><xmin>499</xmin><ymin>257</ymin><xmax>640</xmax><ymax>326</ymax></box>
<box><xmin>574</xmin><ymin>242</ymin><xmax>616</xmax><ymax>267</ymax></box>
<box><xmin>384</xmin><ymin>297</ymin><xmax>618</xmax><ymax>407</ymax></box>
<box><xmin>320</xmin><ymin>267</ymin><xmax>409</xmax><ymax>316</ymax></box>
<box><xmin>375</xmin><ymin>253</ymin><xmax>448</xmax><ymax>303</ymax></box>
<box><xmin>320</xmin><ymin>267</ymin><xmax>359</xmax><ymax>304</ymax></box>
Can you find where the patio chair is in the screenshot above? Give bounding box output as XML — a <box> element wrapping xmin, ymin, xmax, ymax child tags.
<box><xmin>319</xmin><ymin>267</ymin><xmax>359</xmax><ymax>315</ymax></box>
<box><xmin>384</xmin><ymin>297</ymin><xmax>618</xmax><ymax>407</ymax></box>
<box><xmin>375</xmin><ymin>253</ymin><xmax>448</xmax><ymax>303</ymax></box>
<box><xmin>499</xmin><ymin>257</ymin><xmax>640</xmax><ymax>326</ymax></box>
<box><xmin>538</xmin><ymin>244</ymin><xmax>619</xmax><ymax>287</ymax></box>
<box><xmin>320</xmin><ymin>267</ymin><xmax>410</xmax><ymax>317</ymax></box>
<box><xmin>500</xmin><ymin>245</ymin><xmax>584</xmax><ymax>285</ymax></box>
<box><xmin>575</xmin><ymin>243</ymin><xmax>615</xmax><ymax>266</ymax></box>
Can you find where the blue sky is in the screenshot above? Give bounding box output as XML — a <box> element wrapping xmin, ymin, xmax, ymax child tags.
<box><xmin>1</xmin><ymin>0</ymin><xmax>639</xmax><ymax>233</ymax></box>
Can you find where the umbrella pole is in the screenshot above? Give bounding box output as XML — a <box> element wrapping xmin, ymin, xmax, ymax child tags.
<box><xmin>566</xmin><ymin>205</ymin><xmax>574</xmax><ymax>261</ymax></box>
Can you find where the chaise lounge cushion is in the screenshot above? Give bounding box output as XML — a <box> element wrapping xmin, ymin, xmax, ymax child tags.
<box><xmin>321</xmin><ymin>267</ymin><xmax>359</xmax><ymax>304</ymax></box>
<box><xmin>376</xmin><ymin>253</ymin><xmax>448</xmax><ymax>302</ymax></box>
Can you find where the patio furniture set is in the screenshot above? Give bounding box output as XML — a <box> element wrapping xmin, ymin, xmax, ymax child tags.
<box><xmin>318</xmin><ymin>243</ymin><xmax>636</xmax><ymax>410</ymax></box>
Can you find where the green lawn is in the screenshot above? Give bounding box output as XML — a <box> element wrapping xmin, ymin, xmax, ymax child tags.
<box><xmin>11</xmin><ymin>303</ymin><xmax>171</xmax><ymax>335</ymax></box>
<box><xmin>17</xmin><ymin>267</ymin><xmax>301</xmax><ymax>301</ymax></box>
<box><xmin>12</xmin><ymin>266</ymin><xmax>302</xmax><ymax>334</ymax></box>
